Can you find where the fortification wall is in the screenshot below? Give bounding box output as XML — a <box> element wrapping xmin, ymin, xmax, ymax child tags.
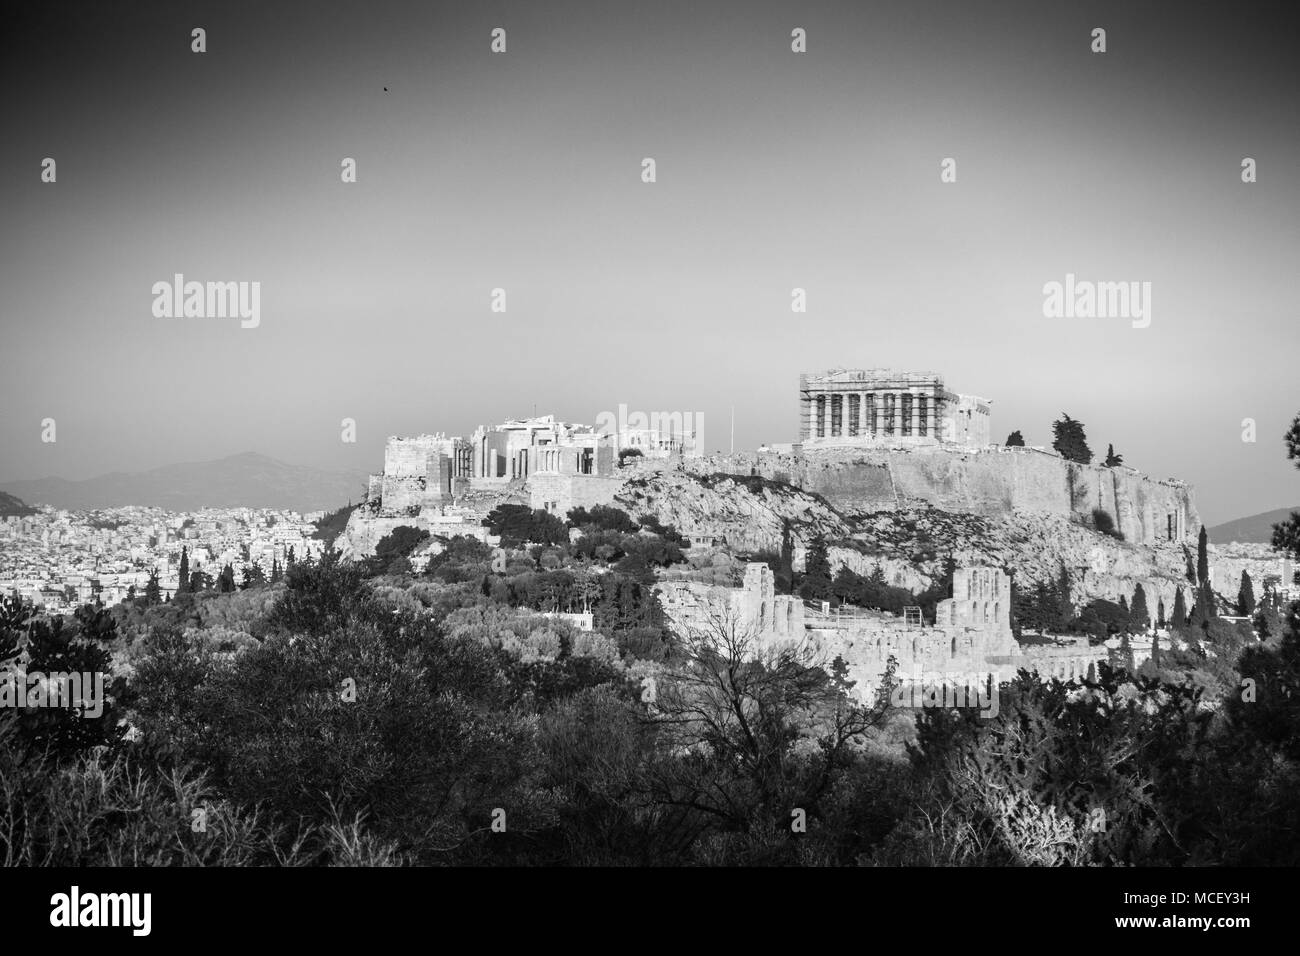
<box><xmin>527</xmin><ymin>474</ymin><xmax>624</xmax><ymax>515</ymax></box>
<box><xmin>677</xmin><ymin>446</ymin><xmax>1198</xmax><ymax>545</ymax></box>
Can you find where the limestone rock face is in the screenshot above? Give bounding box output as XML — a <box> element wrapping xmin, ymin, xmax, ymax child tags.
<box><xmin>615</xmin><ymin>466</ymin><xmax>1257</xmax><ymax>618</ymax></box>
<box><xmin>333</xmin><ymin>510</ymin><xmax>421</xmax><ymax>560</ymax></box>
<box><xmin>616</xmin><ymin>472</ymin><xmax>849</xmax><ymax>554</ymax></box>
<box><xmin>673</xmin><ymin>445</ymin><xmax>1199</xmax><ymax>547</ymax></box>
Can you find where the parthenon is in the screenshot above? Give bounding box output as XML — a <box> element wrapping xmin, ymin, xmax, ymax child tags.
<box><xmin>798</xmin><ymin>369</ymin><xmax>991</xmax><ymax>447</ymax></box>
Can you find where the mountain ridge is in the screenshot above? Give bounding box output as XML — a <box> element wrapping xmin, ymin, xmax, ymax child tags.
<box><xmin>1207</xmin><ymin>506</ymin><xmax>1299</xmax><ymax>545</ymax></box>
<box><xmin>0</xmin><ymin>453</ymin><xmax>367</xmax><ymax>513</ymax></box>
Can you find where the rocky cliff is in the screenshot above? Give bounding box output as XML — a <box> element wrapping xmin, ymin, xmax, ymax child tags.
<box><xmin>668</xmin><ymin>445</ymin><xmax>1199</xmax><ymax>546</ymax></box>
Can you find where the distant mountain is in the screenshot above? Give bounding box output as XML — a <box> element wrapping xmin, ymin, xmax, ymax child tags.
<box><xmin>1207</xmin><ymin>507</ymin><xmax>1299</xmax><ymax>545</ymax></box>
<box><xmin>0</xmin><ymin>491</ymin><xmax>35</xmax><ymax>516</ymax></box>
<box><xmin>0</xmin><ymin>453</ymin><xmax>368</xmax><ymax>513</ymax></box>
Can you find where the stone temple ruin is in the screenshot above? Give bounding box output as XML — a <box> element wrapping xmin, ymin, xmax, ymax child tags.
<box><xmin>799</xmin><ymin>369</ymin><xmax>991</xmax><ymax>448</ymax></box>
<box><xmin>658</xmin><ymin>563</ymin><xmax>1109</xmax><ymax>702</ymax></box>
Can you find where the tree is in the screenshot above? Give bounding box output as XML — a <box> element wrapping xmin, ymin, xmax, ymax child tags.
<box><xmin>1092</xmin><ymin>508</ymin><xmax>1118</xmax><ymax>537</ymax></box>
<box><xmin>777</xmin><ymin>520</ymin><xmax>795</xmax><ymax>594</ymax></box>
<box><xmin>653</xmin><ymin>602</ymin><xmax>894</xmax><ymax>839</ymax></box>
<box><xmin>1197</xmin><ymin>526</ymin><xmax>1209</xmax><ymax>587</ymax></box>
<box><xmin>1104</xmin><ymin>444</ymin><xmax>1123</xmax><ymax>467</ymax></box>
<box><xmin>177</xmin><ymin>547</ymin><xmax>190</xmax><ymax>594</ymax></box>
<box><xmin>1156</xmin><ymin>597</ymin><xmax>1166</xmax><ymax>629</ymax></box>
<box><xmin>1270</xmin><ymin>414</ymin><xmax>1300</xmax><ymax>559</ymax></box>
<box><xmin>798</xmin><ymin>537</ymin><xmax>833</xmax><ymax>602</ymax></box>
<box><xmin>1130</xmin><ymin>584</ymin><xmax>1150</xmax><ymax>633</ymax></box>
<box><xmin>218</xmin><ymin>563</ymin><xmax>237</xmax><ymax>593</ymax></box>
<box><xmin>1238</xmin><ymin>570</ymin><xmax>1256</xmax><ymax>617</ymax></box>
<box><xmin>270</xmin><ymin>557</ymin><xmax>282</xmax><ymax>584</ymax></box>
<box><xmin>1150</xmin><ymin>631</ymin><xmax>1161</xmax><ymax>666</ymax></box>
<box><xmin>1171</xmin><ymin>587</ymin><xmax>1187</xmax><ymax>629</ymax></box>
<box><xmin>1056</xmin><ymin>564</ymin><xmax>1075</xmax><ymax>630</ymax></box>
<box><xmin>1118</xmin><ymin>631</ymin><xmax>1134</xmax><ymax>671</ymax></box>
<box><xmin>487</xmin><ymin>504</ymin><xmax>568</xmax><ymax>546</ymax></box>
<box><xmin>1004</xmin><ymin>430</ymin><xmax>1025</xmax><ymax>447</ymax></box>
<box><xmin>1051</xmin><ymin>413</ymin><xmax>1093</xmax><ymax>464</ymax></box>
<box><xmin>1195</xmin><ymin>583</ymin><xmax>1217</xmax><ymax>624</ymax></box>
<box><xmin>144</xmin><ymin>569</ymin><xmax>161</xmax><ymax>605</ymax></box>
<box><xmin>241</xmin><ymin>561</ymin><xmax>267</xmax><ymax>590</ymax></box>
<box><xmin>373</xmin><ymin>526</ymin><xmax>430</xmax><ymax>572</ymax></box>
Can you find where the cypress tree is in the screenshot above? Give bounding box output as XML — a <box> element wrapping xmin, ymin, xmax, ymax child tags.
<box><xmin>1172</xmin><ymin>586</ymin><xmax>1187</xmax><ymax>629</ymax></box>
<box><xmin>143</xmin><ymin>569</ymin><xmax>160</xmax><ymax>605</ymax></box>
<box><xmin>1119</xmin><ymin>631</ymin><xmax>1134</xmax><ymax>672</ymax></box>
<box><xmin>177</xmin><ymin>546</ymin><xmax>190</xmax><ymax>594</ymax></box>
<box><xmin>799</xmin><ymin>537</ymin><xmax>833</xmax><ymax>602</ymax></box>
<box><xmin>1130</xmin><ymin>583</ymin><xmax>1150</xmax><ymax>633</ymax></box>
<box><xmin>778</xmin><ymin>520</ymin><xmax>795</xmax><ymax>594</ymax></box>
<box><xmin>1197</xmin><ymin>525</ymin><xmax>1209</xmax><ymax>587</ymax></box>
<box><xmin>1056</xmin><ymin>564</ymin><xmax>1074</xmax><ymax>630</ymax></box>
<box><xmin>1238</xmin><ymin>570</ymin><xmax>1256</xmax><ymax>616</ymax></box>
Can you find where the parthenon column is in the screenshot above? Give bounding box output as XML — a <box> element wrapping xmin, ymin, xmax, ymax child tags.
<box><xmin>911</xmin><ymin>388</ymin><xmax>921</xmax><ymax>438</ymax></box>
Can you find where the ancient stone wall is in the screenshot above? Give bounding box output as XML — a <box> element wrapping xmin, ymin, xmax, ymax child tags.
<box><xmin>677</xmin><ymin>445</ymin><xmax>1198</xmax><ymax>545</ymax></box>
<box><xmin>527</xmin><ymin>474</ymin><xmax>624</xmax><ymax>516</ymax></box>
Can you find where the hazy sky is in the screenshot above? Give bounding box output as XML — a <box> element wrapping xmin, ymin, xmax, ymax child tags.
<box><xmin>2</xmin><ymin>0</ymin><xmax>1297</xmax><ymax>524</ymax></box>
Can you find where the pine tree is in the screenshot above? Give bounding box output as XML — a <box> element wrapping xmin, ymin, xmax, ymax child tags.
<box><xmin>1051</xmin><ymin>413</ymin><xmax>1093</xmax><ymax>464</ymax></box>
<box><xmin>1130</xmin><ymin>583</ymin><xmax>1149</xmax><ymax>633</ymax></box>
<box><xmin>1197</xmin><ymin>525</ymin><xmax>1209</xmax><ymax>587</ymax></box>
<box><xmin>1104</xmin><ymin>443</ymin><xmax>1124</xmax><ymax>467</ymax></box>
<box><xmin>1238</xmin><ymin>569</ymin><xmax>1256</xmax><ymax>616</ymax></box>
<box><xmin>1004</xmin><ymin>430</ymin><xmax>1025</xmax><ymax>447</ymax></box>
<box><xmin>177</xmin><ymin>546</ymin><xmax>190</xmax><ymax>594</ymax></box>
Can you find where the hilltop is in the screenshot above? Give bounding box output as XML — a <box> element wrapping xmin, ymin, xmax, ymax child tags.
<box><xmin>1207</xmin><ymin>506</ymin><xmax>1299</xmax><ymax>545</ymax></box>
<box><xmin>0</xmin><ymin>491</ymin><xmax>35</xmax><ymax>516</ymax></box>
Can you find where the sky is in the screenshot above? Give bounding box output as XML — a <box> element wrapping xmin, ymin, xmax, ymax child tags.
<box><xmin>1</xmin><ymin>0</ymin><xmax>1297</xmax><ymax>525</ymax></box>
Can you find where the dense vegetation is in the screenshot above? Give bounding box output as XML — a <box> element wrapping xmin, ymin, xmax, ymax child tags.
<box><xmin>4</xmin><ymin>410</ymin><xmax>1300</xmax><ymax>866</ymax></box>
